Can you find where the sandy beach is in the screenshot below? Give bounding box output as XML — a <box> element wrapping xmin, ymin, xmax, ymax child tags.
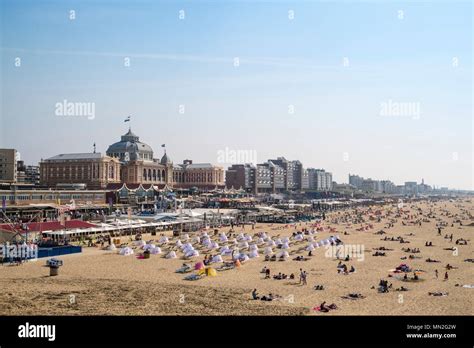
<box><xmin>1</xmin><ymin>199</ymin><xmax>472</xmax><ymax>316</ymax></box>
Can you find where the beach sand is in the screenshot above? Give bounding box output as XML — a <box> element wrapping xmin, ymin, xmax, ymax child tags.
<box><xmin>1</xmin><ymin>199</ymin><xmax>472</xmax><ymax>316</ymax></box>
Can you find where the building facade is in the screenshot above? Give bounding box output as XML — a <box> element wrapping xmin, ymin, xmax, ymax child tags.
<box><xmin>106</xmin><ymin>129</ymin><xmax>224</xmax><ymax>190</ymax></box>
<box><xmin>40</xmin><ymin>153</ymin><xmax>121</xmax><ymax>189</ymax></box>
<box><xmin>307</xmin><ymin>168</ymin><xmax>333</xmax><ymax>191</ymax></box>
<box><xmin>0</xmin><ymin>149</ymin><xmax>18</xmax><ymax>183</ymax></box>
<box><xmin>17</xmin><ymin>161</ymin><xmax>40</xmax><ymax>186</ymax></box>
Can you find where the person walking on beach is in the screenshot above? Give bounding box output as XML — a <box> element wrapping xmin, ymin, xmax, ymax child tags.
<box><xmin>299</xmin><ymin>268</ymin><xmax>304</xmax><ymax>284</ymax></box>
<box><xmin>444</xmin><ymin>272</ymin><xmax>449</xmax><ymax>281</ymax></box>
<box><xmin>302</xmin><ymin>271</ymin><xmax>308</xmax><ymax>285</ymax></box>
<box><xmin>435</xmin><ymin>269</ymin><xmax>438</xmax><ymax>279</ymax></box>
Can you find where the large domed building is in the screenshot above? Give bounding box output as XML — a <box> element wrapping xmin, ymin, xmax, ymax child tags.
<box><xmin>106</xmin><ymin>128</ymin><xmax>154</xmax><ymax>162</ymax></box>
<box><xmin>105</xmin><ymin>128</ymin><xmax>224</xmax><ymax>190</ymax></box>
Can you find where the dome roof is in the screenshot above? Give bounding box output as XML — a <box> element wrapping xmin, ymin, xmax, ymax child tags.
<box><xmin>160</xmin><ymin>152</ymin><xmax>172</xmax><ymax>165</ymax></box>
<box><xmin>106</xmin><ymin>128</ymin><xmax>154</xmax><ymax>162</ymax></box>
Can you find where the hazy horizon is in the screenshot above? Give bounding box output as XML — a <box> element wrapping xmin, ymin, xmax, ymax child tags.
<box><xmin>1</xmin><ymin>0</ymin><xmax>472</xmax><ymax>190</ymax></box>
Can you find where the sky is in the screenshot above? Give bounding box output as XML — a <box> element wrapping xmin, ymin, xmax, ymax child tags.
<box><xmin>0</xmin><ymin>0</ymin><xmax>472</xmax><ymax>190</ymax></box>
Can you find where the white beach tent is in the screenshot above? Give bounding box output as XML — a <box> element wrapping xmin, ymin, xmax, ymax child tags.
<box><xmin>166</xmin><ymin>251</ymin><xmax>177</xmax><ymax>259</ymax></box>
<box><xmin>119</xmin><ymin>247</ymin><xmax>134</xmax><ymax>256</ymax></box>
<box><xmin>211</xmin><ymin>255</ymin><xmax>224</xmax><ymax>263</ymax></box>
<box><xmin>264</xmin><ymin>247</ymin><xmax>273</xmax><ymax>255</ymax></box>
<box><xmin>151</xmin><ymin>246</ymin><xmax>162</xmax><ymax>254</ymax></box>
<box><xmin>276</xmin><ymin>250</ymin><xmax>289</xmax><ymax>259</ymax></box>
<box><xmin>249</xmin><ymin>250</ymin><xmax>259</xmax><ymax>258</ymax></box>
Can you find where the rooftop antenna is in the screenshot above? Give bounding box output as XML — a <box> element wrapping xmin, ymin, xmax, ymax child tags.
<box><xmin>93</xmin><ymin>142</ymin><xmax>96</xmax><ymax>154</ymax></box>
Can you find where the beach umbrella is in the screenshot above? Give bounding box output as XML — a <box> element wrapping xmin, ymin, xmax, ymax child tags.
<box><xmin>249</xmin><ymin>244</ymin><xmax>258</xmax><ymax>251</ymax></box>
<box><xmin>194</xmin><ymin>262</ymin><xmax>205</xmax><ymax>270</ymax></box>
<box><xmin>281</xmin><ymin>243</ymin><xmax>290</xmax><ymax>249</ymax></box>
<box><xmin>159</xmin><ymin>236</ymin><xmax>169</xmax><ymax>244</ymax></box>
<box><xmin>306</xmin><ymin>244</ymin><xmax>315</xmax><ymax>251</ymax></box>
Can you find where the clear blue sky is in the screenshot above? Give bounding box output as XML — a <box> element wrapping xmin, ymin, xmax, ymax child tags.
<box><xmin>0</xmin><ymin>0</ymin><xmax>472</xmax><ymax>189</ymax></box>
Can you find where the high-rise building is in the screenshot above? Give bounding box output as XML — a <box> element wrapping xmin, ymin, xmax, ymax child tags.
<box><xmin>349</xmin><ymin>174</ymin><xmax>364</xmax><ymax>189</ymax></box>
<box><xmin>0</xmin><ymin>149</ymin><xmax>18</xmax><ymax>183</ymax></box>
<box><xmin>268</xmin><ymin>157</ymin><xmax>303</xmax><ymax>191</ymax></box>
<box><xmin>307</xmin><ymin>168</ymin><xmax>333</xmax><ymax>191</ymax></box>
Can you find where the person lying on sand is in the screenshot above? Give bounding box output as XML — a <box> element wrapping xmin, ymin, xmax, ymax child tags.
<box><xmin>426</xmin><ymin>258</ymin><xmax>440</xmax><ymax>263</ymax></box>
<box><xmin>314</xmin><ymin>285</ymin><xmax>325</xmax><ymax>290</ymax></box>
<box><xmin>428</xmin><ymin>292</ymin><xmax>448</xmax><ymax>296</ymax></box>
<box><xmin>342</xmin><ymin>293</ymin><xmax>365</xmax><ymax>300</ymax></box>
<box><xmin>396</xmin><ymin>286</ymin><xmax>408</xmax><ymax>291</ymax></box>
